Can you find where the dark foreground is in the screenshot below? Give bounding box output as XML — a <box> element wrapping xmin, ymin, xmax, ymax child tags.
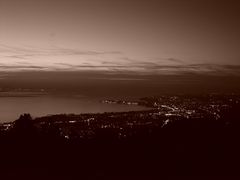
<box><xmin>0</xmin><ymin>105</ymin><xmax>240</xmax><ymax>179</ymax></box>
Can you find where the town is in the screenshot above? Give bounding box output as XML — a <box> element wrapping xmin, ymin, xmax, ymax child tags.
<box><xmin>1</xmin><ymin>93</ymin><xmax>240</xmax><ymax>178</ymax></box>
<box><xmin>1</xmin><ymin>93</ymin><xmax>239</xmax><ymax>140</ymax></box>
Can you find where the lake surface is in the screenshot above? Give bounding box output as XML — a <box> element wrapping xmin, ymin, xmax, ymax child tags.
<box><xmin>0</xmin><ymin>96</ymin><xmax>149</xmax><ymax>123</ymax></box>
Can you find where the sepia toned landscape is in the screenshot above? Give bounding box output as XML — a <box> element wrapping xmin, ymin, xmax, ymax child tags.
<box><xmin>1</xmin><ymin>0</ymin><xmax>240</xmax><ymax>179</ymax></box>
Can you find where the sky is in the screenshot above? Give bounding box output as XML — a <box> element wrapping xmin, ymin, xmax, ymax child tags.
<box><xmin>0</xmin><ymin>0</ymin><xmax>240</xmax><ymax>75</ymax></box>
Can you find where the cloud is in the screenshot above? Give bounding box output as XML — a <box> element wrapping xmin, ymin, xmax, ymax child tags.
<box><xmin>0</xmin><ymin>44</ymin><xmax>123</xmax><ymax>60</ymax></box>
<box><xmin>166</xmin><ymin>58</ymin><xmax>184</xmax><ymax>63</ymax></box>
<box><xmin>51</xmin><ymin>62</ymin><xmax>240</xmax><ymax>76</ymax></box>
<box><xmin>150</xmin><ymin>64</ymin><xmax>240</xmax><ymax>76</ymax></box>
<box><xmin>86</xmin><ymin>77</ymin><xmax>147</xmax><ymax>81</ymax></box>
<box><xmin>0</xmin><ymin>65</ymin><xmax>47</xmax><ymax>70</ymax></box>
<box><xmin>1</xmin><ymin>44</ymin><xmax>240</xmax><ymax>76</ymax></box>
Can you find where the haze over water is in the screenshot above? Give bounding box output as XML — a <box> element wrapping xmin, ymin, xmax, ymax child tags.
<box><xmin>1</xmin><ymin>70</ymin><xmax>240</xmax><ymax>123</ymax></box>
<box><xmin>0</xmin><ymin>95</ymin><xmax>149</xmax><ymax>123</ymax></box>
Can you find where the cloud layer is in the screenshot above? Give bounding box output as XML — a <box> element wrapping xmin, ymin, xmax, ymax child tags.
<box><xmin>0</xmin><ymin>44</ymin><xmax>240</xmax><ymax>76</ymax></box>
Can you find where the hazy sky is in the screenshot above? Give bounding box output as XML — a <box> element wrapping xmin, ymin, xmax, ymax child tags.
<box><xmin>1</xmin><ymin>0</ymin><xmax>240</xmax><ymax>74</ymax></box>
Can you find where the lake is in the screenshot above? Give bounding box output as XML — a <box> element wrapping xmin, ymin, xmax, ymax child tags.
<box><xmin>0</xmin><ymin>95</ymin><xmax>148</xmax><ymax>123</ymax></box>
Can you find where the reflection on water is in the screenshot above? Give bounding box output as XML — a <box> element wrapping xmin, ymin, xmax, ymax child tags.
<box><xmin>0</xmin><ymin>96</ymin><xmax>148</xmax><ymax>122</ymax></box>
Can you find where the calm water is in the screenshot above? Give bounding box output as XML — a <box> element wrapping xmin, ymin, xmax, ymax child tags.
<box><xmin>0</xmin><ymin>96</ymin><xmax>148</xmax><ymax>123</ymax></box>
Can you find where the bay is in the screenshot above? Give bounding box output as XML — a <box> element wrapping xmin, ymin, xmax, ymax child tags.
<box><xmin>0</xmin><ymin>95</ymin><xmax>148</xmax><ymax>123</ymax></box>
